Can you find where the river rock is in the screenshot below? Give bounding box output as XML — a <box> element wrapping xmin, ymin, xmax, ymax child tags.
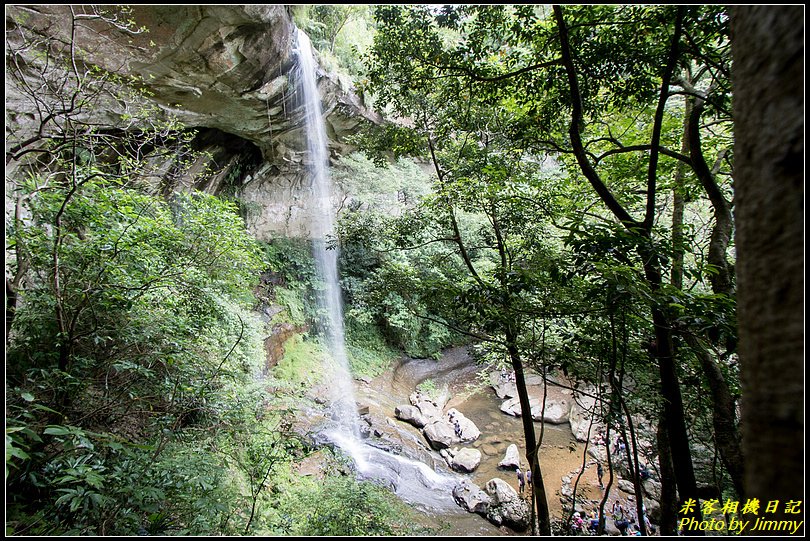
<box><xmin>394</xmin><ymin>404</ymin><xmax>427</xmax><ymax>428</ymax></box>
<box><xmin>569</xmin><ymin>388</ymin><xmax>601</xmax><ymax>442</ymax></box>
<box><xmin>415</xmin><ymin>398</ymin><xmax>443</xmax><ymax>421</ymax></box>
<box><xmin>483</xmin><ymin>478</ymin><xmax>530</xmax><ymax>531</ymax></box>
<box><xmin>643</xmin><ymin>478</ymin><xmax>662</xmax><ymax>501</ymax></box>
<box><xmin>524</xmin><ymin>374</ymin><xmax>545</xmax><ymax>386</ymax></box>
<box><xmin>423</xmin><ymin>420</ymin><xmax>456</xmax><ymax>450</ymax></box>
<box><xmin>453</xmin><ymin>480</ymin><xmax>491</xmax><ymax>515</ymax></box>
<box><xmin>484</xmin><ymin>478</ymin><xmax>518</xmax><ymax>505</ymax></box>
<box><xmin>618</xmin><ymin>479</ymin><xmax>636</xmax><ymax>494</ymax></box>
<box><xmin>500</xmin><ymin>397</ymin><xmax>522</xmax><ymax>416</ymax></box>
<box><xmin>480</xmin><ymin>443</ymin><xmax>499</xmax><ymax>456</ymax></box>
<box><xmin>500</xmin><ymin>395</ymin><xmax>570</xmax><ymax>424</ymax></box>
<box><xmin>447</xmin><ymin>408</ymin><xmax>481</xmax><ymax>442</ymax></box>
<box><xmin>490</xmin><ymin>370</ymin><xmax>518</xmax><ymax>399</ymax></box>
<box><xmin>532</xmin><ymin>398</ymin><xmax>570</xmax><ymax>424</ymax></box>
<box><xmin>498</xmin><ymin>443</ymin><xmax>521</xmax><ymax>469</ymax></box>
<box><xmin>604</xmin><ymin>518</ymin><xmax>621</xmax><ymax>536</ymax></box>
<box><xmin>588</xmin><ymin>444</ymin><xmax>608</xmax><ymax>463</ymax></box>
<box><xmin>645</xmin><ymin>497</ymin><xmax>661</xmax><ymax>522</ymax></box>
<box><xmin>450</xmin><ymin>448</ymin><xmax>482</xmax><ymax>473</ymax></box>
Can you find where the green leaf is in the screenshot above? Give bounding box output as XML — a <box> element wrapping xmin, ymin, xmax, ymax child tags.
<box><xmin>20</xmin><ymin>392</ymin><xmax>35</xmax><ymax>402</ymax></box>
<box><xmin>43</xmin><ymin>426</ymin><xmax>73</xmax><ymax>436</ymax></box>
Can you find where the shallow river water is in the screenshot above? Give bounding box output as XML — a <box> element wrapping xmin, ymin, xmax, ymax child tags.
<box><xmin>345</xmin><ymin>347</ymin><xmax>601</xmax><ymax>536</ymax></box>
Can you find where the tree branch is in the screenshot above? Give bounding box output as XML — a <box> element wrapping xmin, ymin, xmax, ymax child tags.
<box><xmin>642</xmin><ymin>6</ymin><xmax>684</xmax><ymax>231</ymax></box>
<box><xmin>553</xmin><ymin>5</ymin><xmax>639</xmax><ymax>228</ymax></box>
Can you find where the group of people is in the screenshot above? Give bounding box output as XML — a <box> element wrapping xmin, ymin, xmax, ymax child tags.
<box><xmin>516</xmin><ymin>466</ymin><xmax>532</xmax><ymax>494</ymax></box>
<box><xmin>610</xmin><ymin>501</ymin><xmax>655</xmax><ymax>536</ymax></box>
<box><xmin>447</xmin><ymin>411</ymin><xmax>463</xmax><ymax>438</ymax></box>
<box><xmin>570</xmin><ymin>511</ymin><xmax>602</xmax><ymax>535</ymax></box>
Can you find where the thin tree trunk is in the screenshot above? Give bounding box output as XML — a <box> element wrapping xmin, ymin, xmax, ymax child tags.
<box><xmin>656</xmin><ymin>414</ymin><xmax>678</xmax><ymax>534</ymax></box>
<box><xmin>644</xmin><ymin>256</ymin><xmax>703</xmax><ymax>533</ymax></box>
<box><xmin>507</xmin><ymin>335</ymin><xmax>551</xmax><ymax>535</ymax></box>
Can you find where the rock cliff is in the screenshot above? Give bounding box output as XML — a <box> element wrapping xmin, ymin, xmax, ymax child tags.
<box><xmin>5</xmin><ymin>5</ymin><xmax>381</xmax><ymax>238</ymax></box>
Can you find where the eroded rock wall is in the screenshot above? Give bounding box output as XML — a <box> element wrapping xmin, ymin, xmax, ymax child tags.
<box><xmin>6</xmin><ymin>5</ymin><xmax>381</xmax><ymax>239</ymax></box>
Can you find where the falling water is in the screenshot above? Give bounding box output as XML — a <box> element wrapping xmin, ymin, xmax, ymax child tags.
<box><xmin>294</xmin><ymin>30</ymin><xmax>470</xmax><ymax>517</ymax></box>
<box><xmin>295</xmin><ymin>29</ymin><xmax>367</xmax><ymax>468</ymax></box>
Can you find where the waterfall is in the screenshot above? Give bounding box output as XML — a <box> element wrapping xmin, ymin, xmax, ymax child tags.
<box><xmin>295</xmin><ymin>29</ymin><xmax>367</xmax><ymax>468</ymax></box>
<box><xmin>293</xmin><ymin>31</ymin><xmax>466</xmax><ymax>513</ymax></box>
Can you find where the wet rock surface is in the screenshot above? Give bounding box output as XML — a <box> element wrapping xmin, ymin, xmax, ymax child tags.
<box><xmin>342</xmin><ymin>348</ymin><xmax>660</xmax><ymax>535</ymax></box>
<box><xmin>483</xmin><ymin>478</ymin><xmax>530</xmax><ymax>531</ymax></box>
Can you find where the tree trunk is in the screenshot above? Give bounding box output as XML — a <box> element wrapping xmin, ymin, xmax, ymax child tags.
<box><xmin>683</xmin><ymin>334</ymin><xmax>745</xmax><ymax>497</ymax></box>
<box><xmin>730</xmin><ymin>6</ymin><xmax>804</xmax><ymax>533</ymax></box>
<box><xmin>642</xmin><ymin>256</ymin><xmax>703</xmax><ymax>532</ymax></box>
<box><xmin>656</xmin><ymin>414</ymin><xmax>678</xmax><ymax>534</ymax></box>
<box><xmin>506</xmin><ymin>334</ymin><xmax>551</xmax><ymax>535</ymax></box>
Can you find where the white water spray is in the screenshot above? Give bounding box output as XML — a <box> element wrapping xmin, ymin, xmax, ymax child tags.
<box><xmin>295</xmin><ymin>29</ymin><xmax>368</xmax><ymax>469</ymax></box>
<box><xmin>294</xmin><ymin>32</ymin><xmax>468</xmax><ymax>514</ymax></box>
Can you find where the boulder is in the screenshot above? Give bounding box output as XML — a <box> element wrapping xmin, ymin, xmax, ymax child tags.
<box><xmin>569</xmin><ymin>388</ymin><xmax>601</xmax><ymax>442</ymax></box>
<box><xmin>447</xmin><ymin>408</ymin><xmax>481</xmax><ymax>442</ymax></box>
<box><xmin>618</xmin><ymin>479</ymin><xmax>636</xmax><ymax>494</ymax></box>
<box><xmin>490</xmin><ymin>370</ymin><xmax>518</xmax><ymax>399</ymax></box>
<box><xmin>501</xmin><ymin>395</ymin><xmax>570</xmax><ymax>424</ymax></box>
<box><xmin>500</xmin><ymin>397</ymin><xmax>522</xmax><ymax>416</ymax></box>
<box><xmin>587</xmin><ymin>445</ymin><xmax>608</xmax><ymax>463</ymax></box>
<box><xmin>524</xmin><ymin>374</ymin><xmax>546</xmax><ymax>386</ymax></box>
<box><xmin>453</xmin><ymin>481</ymin><xmax>491</xmax><ymax>515</ymax></box>
<box><xmin>604</xmin><ymin>518</ymin><xmax>621</xmax><ymax>536</ymax></box>
<box><xmin>642</xmin><ymin>479</ymin><xmax>662</xmax><ymax>501</ymax></box>
<box><xmin>645</xmin><ymin>497</ymin><xmax>661</xmax><ymax>522</ymax></box>
<box><xmin>484</xmin><ymin>478</ymin><xmax>519</xmax><ymax>505</ymax></box>
<box><xmin>480</xmin><ymin>443</ymin><xmax>499</xmax><ymax>456</ymax></box>
<box><xmin>423</xmin><ymin>420</ymin><xmax>456</xmax><ymax>450</ymax></box>
<box><xmin>450</xmin><ymin>448</ymin><xmax>482</xmax><ymax>473</ymax></box>
<box><xmin>498</xmin><ymin>443</ymin><xmax>521</xmax><ymax>469</ymax></box>
<box><xmin>394</xmin><ymin>404</ymin><xmax>427</xmax><ymax>428</ymax></box>
<box><xmin>415</xmin><ymin>399</ymin><xmax>443</xmax><ymax>421</ymax></box>
<box><xmin>483</xmin><ymin>478</ymin><xmax>530</xmax><ymax>531</ymax></box>
<box><xmin>531</xmin><ymin>398</ymin><xmax>570</xmax><ymax>424</ymax></box>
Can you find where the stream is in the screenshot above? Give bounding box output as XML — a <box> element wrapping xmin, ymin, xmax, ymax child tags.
<box><xmin>344</xmin><ymin>347</ymin><xmax>595</xmax><ymax>535</ymax></box>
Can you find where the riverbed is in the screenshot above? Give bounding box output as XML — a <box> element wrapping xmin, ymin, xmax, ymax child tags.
<box><xmin>351</xmin><ymin>347</ymin><xmax>603</xmax><ymax>535</ymax></box>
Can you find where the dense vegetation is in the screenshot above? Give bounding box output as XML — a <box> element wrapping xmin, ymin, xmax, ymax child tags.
<box><xmin>350</xmin><ymin>4</ymin><xmax>739</xmax><ymax>535</ymax></box>
<box><xmin>6</xmin><ymin>4</ymin><xmax>801</xmax><ymax>537</ymax></box>
<box><xmin>3</xmin><ymin>7</ymin><xmax>430</xmax><ymax>535</ymax></box>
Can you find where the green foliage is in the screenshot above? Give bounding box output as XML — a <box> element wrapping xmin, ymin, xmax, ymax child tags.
<box><xmin>278</xmin><ymin>476</ymin><xmax>428</xmax><ymax>536</ymax></box>
<box><xmin>345</xmin><ymin>318</ymin><xmax>398</xmax><ymax>378</ymax></box>
<box><xmin>259</xmin><ymin>238</ymin><xmax>320</xmax><ymax>327</ymax></box>
<box><xmin>291</xmin><ymin>5</ymin><xmax>374</xmax><ymax>79</ymax></box>
<box><xmin>272</xmin><ymin>335</ymin><xmax>325</xmax><ymax>387</ymax></box>
<box><xmin>359</xmin><ymin>4</ymin><xmax>741</xmax><ymax>511</ymax></box>
<box><xmin>4</xmin><ymin>141</ymin><xmax>281</xmax><ymax>535</ymax></box>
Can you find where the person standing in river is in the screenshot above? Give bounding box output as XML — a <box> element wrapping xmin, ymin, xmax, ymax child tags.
<box><xmin>517</xmin><ymin>468</ymin><xmax>525</xmax><ymax>494</ymax></box>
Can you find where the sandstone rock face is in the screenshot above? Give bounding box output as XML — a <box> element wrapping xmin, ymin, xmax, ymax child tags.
<box><xmin>6</xmin><ymin>5</ymin><xmax>382</xmax><ymax>240</ymax></box>
<box><xmin>6</xmin><ymin>5</ymin><xmax>378</xmax><ymax>158</ymax></box>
